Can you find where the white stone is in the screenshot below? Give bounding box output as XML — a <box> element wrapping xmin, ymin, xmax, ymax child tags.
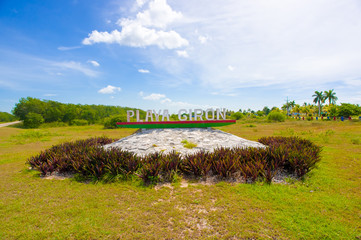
<box><xmin>103</xmin><ymin>128</ymin><xmax>266</xmax><ymax>157</ymax></box>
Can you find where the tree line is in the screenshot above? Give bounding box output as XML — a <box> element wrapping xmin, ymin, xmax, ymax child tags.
<box><xmin>11</xmin><ymin>97</ymin><xmax>146</xmax><ymax>128</ymax></box>
<box><xmin>278</xmin><ymin>89</ymin><xmax>360</xmax><ymax>118</ymax></box>
<box><xmin>3</xmin><ymin>92</ymin><xmax>361</xmax><ymax>128</ymax></box>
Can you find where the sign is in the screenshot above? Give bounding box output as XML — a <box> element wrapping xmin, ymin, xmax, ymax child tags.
<box><xmin>117</xmin><ymin>108</ymin><xmax>236</xmax><ymax>129</ymax></box>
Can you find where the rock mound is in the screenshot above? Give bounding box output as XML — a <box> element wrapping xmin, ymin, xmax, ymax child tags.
<box><xmin>104</xmin><ymin>128</ymin><xmax>265</xmax><ymax>156</ymax></box>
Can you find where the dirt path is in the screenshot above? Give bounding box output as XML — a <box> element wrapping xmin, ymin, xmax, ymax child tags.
<box><xmin>0</xmin><ymin>121</ymin><xmax>21</xmax><ymax>128</ymax></box>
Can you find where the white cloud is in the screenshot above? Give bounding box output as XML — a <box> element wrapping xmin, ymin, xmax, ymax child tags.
<box><xmin>140</xmin><ymin>92</ymin><xmax>216</xmax><ymax>110</ymax></box>
<box><xmin>176</xmin><ymin>50</ymin><xmax>189</xmax><ymax>58</ymax></box>
<box><xmin>44</xmin><ymin>93</ymin><xmax>57</xmax><ymax>97</ymax></box>
<box><xmin>136</xmin><ymin>0</ymin><xmax>148</xmax><ymax>8</ymax></box>
<box><xmin>135</xmin><ymin>0</ymin><xmax>182</xmax><ymax>29</ymax></box>
<box><xmin>83</xmin><ymin>0</ymin><xmax>188</xmax><ymax>49</ymax></box>
<box><xmin>138</xmin><ymin>0</ymin><xmax>361</xmax><ymax>94</ymax></box>
<box><xmin>138</xmin><ymin>69</ymin><xmax>150</xmax><ymax>73</ymax></box>
<box><xmin>98</xmin><ymin>85</ymin><xmax>121</xmax><ymax>94</ymax></box>
<box><xmin>52</xmin><ymin>61</ymin><xmax>99</xmax><ymax>77</ymax></box>
<box><xmin>57</xmin><ymin>46</ymin><xmax>81</xmax><ymax>51</ymax></box>
<box><xmin>142</xmin><ymin>93</ymin><xmax>166</xmax><ymax>100</ymax></box>
<box><xmin>198</xmin><ymin>35</ymin><xmax>208</xmax><ymax>44</ymax></box>
<box><xmin>227</xmin><ymin>65</ymin><xmax>234</xmax><ymax>71</ymax></box>
<box><xmin>88</xmin><ymin>60</ymin><xmax>100</xmax><ymax>67</ymax></box>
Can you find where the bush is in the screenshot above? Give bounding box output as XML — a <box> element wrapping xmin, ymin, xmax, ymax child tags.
<box><xmin>267</xmin><ymin>111</ymin><xmax>286</xmax><ymax>122</ymax></box>
<box><xmin>70</xmin><ymin>119</ymin><xmax>88</xmax><ymax>126</ymax></box>
<box><xmin>337</xmin><ymin>103</ymin><xmax>361</xmax><ymax>117</ymax></box>
<box><xmin>0</xmin><ymin>112</ymin><xmax>17</xmax><ymax>122</ymax></box>
<box><xmin>28</xmin><ymin>136</ymin><xmax>321</xmax><ymax>183</ymax></box>
<box><xmin>24</xmin><ymin>112</ymin><xmax>44</xmax><ymax>128</ymax></box>
<box><xmin>103</xmin><ymin>114</ymin><xmax>127</xmax><ymax>129</ymax></box>
<box><xmin>40</xmin><ymin>121</ymin><xmax>68</xmax><ymax>128</ymax></box>
<box><xmin>231</xmin><ymin>112</ymin><xmax>243</xmax><ymax>120</ymax></box>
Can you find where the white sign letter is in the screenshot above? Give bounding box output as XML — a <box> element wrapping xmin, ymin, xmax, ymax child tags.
<box><xmin>178</xmin><ymin>109</ymin><xmax>187</xmax><ymax>121</ymax></box>
<box><xmin>136</xmin><ymin>110</ymin><xmax>143</xmax><ymax>122</ymax></box>
<box><xmin>162</xmin><ymin>109</ymin><xmax>170</xmax><ymax>121</ymax></box>
<box><xmin>194</xmin><ymin>109</ymin><xmax>203</xmax><ymax>120</ymax></box>
<box><xmin>127</xmin><ymin>110</ymin><xmax>134</xmax><ymax>122</ymax></box>
<box><xmin>153</xmin><ymin>110</ymin><xmax>161</xmax><ymax>121</ymax></box>
<box><xmin>145</xmin><ymin>110</ymin><xmax>153</xmax><ymax>122</ymax></box>
<box><xmin>205</xmin><ymin>109</ymin><xmax>214</xmax><ymax>120</ymax></box>
<box><xmin>216</xmin><ymin>108</ymin><xmax>227</xmax><ymax>120</ymax></box>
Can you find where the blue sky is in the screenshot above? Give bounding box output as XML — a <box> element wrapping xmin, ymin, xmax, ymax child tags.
<box><xmin>1</xmin><ymin>0</ymin><xmax>361</xmax><ymax>114</ymax></box>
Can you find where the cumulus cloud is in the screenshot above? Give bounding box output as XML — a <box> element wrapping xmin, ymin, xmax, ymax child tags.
<box><xmin>176</xmin><ymin>50</ymin><xmax>189</xmax><ymax>58</ymax></box>
<box><xmin>88</xmin><ymin>60</ymin><xmax>100</xmax><ymax>67</ymax></box>
<box><xmin>131</xmin><ymin>0</ymin><xmax>361</xmax><ymax>98</ymax></box>
<box><xmin>140</xmin><ymin>91</ymin><xmax>216</xmax><ymax>110</ymax></box>
<box><xmin>135</xmin><ymin>0</ymin><xmax>182</xmax><ymax>29</ymax></box>
<box><xmin>98</xmin><ymin>85</ymin><xmax>121</xmax><ymax>94</ymax></box>
<box><xmin>142</xmin><ymin>93</ymin><xmax>166</xmax><ymax>100</ymax></box>
<box><xmin>138</xmin><ymin>69</ymin><xmax>150</xmax><ymax>73</ymax></box>
<box><xmin>83</xmin><ymin>0</ymin><xmax>188</xmax><ymax>49</ymax></box>
<box><xmin>136</xmin><ymin>0</ymin><xmax>148</xmax><ymax>8</ymax></box>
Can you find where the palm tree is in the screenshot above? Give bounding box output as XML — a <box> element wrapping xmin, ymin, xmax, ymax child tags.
<box><xmin>323</xmin><ymin>89</ymin><xmax>338</xmax><ymax>105</ymax></box>
<box><xmin>312</xmin><ymin>91</ymin><xmax>324</xmax><ymax>116</ymax></box>
<box><xmin>292</xmin><ymin>104</ymin><xmax>301</xmax><ymax>116</ymax></box>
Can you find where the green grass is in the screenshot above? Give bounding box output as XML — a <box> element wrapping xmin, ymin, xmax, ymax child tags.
<box><xmin>0</xmin><ymin>121</ymin><xmax>360</xmax><ymax>239</ymax></box>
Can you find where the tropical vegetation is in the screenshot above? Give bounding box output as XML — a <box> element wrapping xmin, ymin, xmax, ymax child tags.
<box><xmin>12</xmin><ymin>97</ymin><xmax>146</xmax><ymax>128</ymax></box>
<box><xmin>28</xmin><ymin>136</ymin><xmax>321</xmax><ymax>184</ymax></box>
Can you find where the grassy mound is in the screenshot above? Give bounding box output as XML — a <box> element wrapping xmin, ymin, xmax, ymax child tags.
<box><xmin>28</xmin><ymin>136</ymin><xmax>321</xmax><ymax>184</ymax></box>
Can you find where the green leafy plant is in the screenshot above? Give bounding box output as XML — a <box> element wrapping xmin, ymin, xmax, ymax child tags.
<box><xmin>267</xmin><ymin>111</ymin><xmax>286</xmax><ymax>122</ymax></box>
<box><xmin>24</xmin><ymin>112</ymin><xmax>44</xmax><ymax>128</ymax></box>
<box><xmin>28</xmin><ymin>136</ymin><xmax>321</xmax><ymax>184</ymax></box>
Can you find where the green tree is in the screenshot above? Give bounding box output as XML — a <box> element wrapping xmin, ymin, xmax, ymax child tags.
<box><xmin>292</xmin><ymin>104</ymin><xmax>301</xmax><ymax>116</ymax></box>
<box><xmin>323</xmin><ymin>89</ymin><xmax>338</xmax><ymax>105</ymax></box>
<box><xmin>12</xmin><ymin>97</ymin><xmax>46</xmax><ymax>120</ymax></box>
<box><xmin>312</xmin><ymin>91</ymin><xmax>324</xmax><ymax>116</ymax></box>
<box><xmin>337</xmin><ymin>103</ymin><xmax>361</xmax><ymax>117</ymax></box>
<box><xmin>262</xmin><ymin>106</ymin><xmax>271</xmax><ymax>115</ymax></box>
<box><xmin>103</xmin><ymin>114</ymin><xmax>128</xmax><ymax>129</ymax></box>
<box><xmin>24</xmin><ymin>112</ymin><xmax>44</xmax><ymax>128</ymax></box>
<box><xmin>231</xmin><ymin>112</ymin><xmax>243</xmax><ymax>120</ymax></box>
<box><xmin>0</xmin><ymin>112</ymin><xmax>17</xmax><ymax>122</ymax></box>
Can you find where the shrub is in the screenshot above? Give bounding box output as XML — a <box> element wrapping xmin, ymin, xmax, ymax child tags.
<box><xmin>24</xmin><ymin>112</ymin><xmax>44</xmax><ymax>128</ymax></box>
<box><xmin>210</xmin><ymin>147</ymin><xmax>239</xmax><ymax>178</ymax></box>
<box><xmin>138</xmin><ymin>152</ymin><xmax>163</xmax><ymax>184</ymax></box>
<box><xmin>70</xmin><ymin>119</ymin><xmax>88</xmax><ymax>126</ymax></box>
<box><xmin>28</xmin><ymin>136</ymin><xmax>321</xmax><ymax>183</ymax></box>
<box><xmin>0</xmin><ymin>112</ymin><xmax>17</xmax><ymax>122</ymax></box>
<box><xmin>40</xmin><ymin>121</ymin><xmax>68</xmax><ymax>128</ymax></box>
<box><xmin>103</xmin><ymin>114</ymin><xmax>127</xmax><ymax>129</ymax></box>
<box><xmin>161</xmin><ymin>151</ymin><xmax>181</xmax><ymax>181</ymax></box>
<box><xmin>258</xmin><ymin>136</ymin><xmax>322</xmax><ymax>177</ymax></box>
<box><xmin>267</xmin><ymin>111</ymin><xmax>286</xmax><ymax>122</ymax></box>
<box><xmin>231</xmin><ymin>112</ymin><xmax>243</xmax><ymax>120</ymax></box>
<box><xmin>181</xmin><ymin>151</ymin><xmax>212</xmax><ymax>177</ymax></box>
<box><xmin>337</xmin><ymin>103</ymin><xmax>361</xmax><ymax>117</ymax></box>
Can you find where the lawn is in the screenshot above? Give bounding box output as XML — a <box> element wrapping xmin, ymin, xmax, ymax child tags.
<box><xmin>0</xmin><ymin>121</ymin><xmax>360</xmax><ymax>239</ymax></box>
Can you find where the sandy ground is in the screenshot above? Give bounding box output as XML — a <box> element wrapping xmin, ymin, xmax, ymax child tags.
<box><xmin>0</xmin><ymin>121</ymin><xmax>21</xmax><ymax>128</ymax></box>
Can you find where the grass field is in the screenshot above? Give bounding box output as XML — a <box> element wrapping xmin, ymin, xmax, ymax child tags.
<box><xmin>0</xmin><ymin>120</ymin><xmax>360</xmax><ymax>239</ymax></box>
